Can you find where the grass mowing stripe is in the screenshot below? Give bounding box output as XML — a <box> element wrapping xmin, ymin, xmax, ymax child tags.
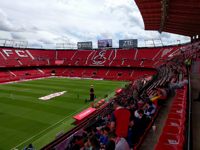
<box><xmin>13</xmin><ymin>103</ymin><xmax>91</xmax><ymax>150</ymax></box>
<box><xmin>0</xmin><ymin>102</ymin><xmax>66</xmax><ymax>124</ymax></box>
<box><xmin>21</xmin><ymin>79</ymin><xmax>125</xmax><ymax>86</ymax></box>
<box><xmin>0</xmin><ymin>85</ymin><xmax>60</xmax><ymax>94</ymax></box>
<box><xmin>4</xmin><ymin>83</ymin><xmax>67</xmax><ymax>91</ymax></box>
<box><xmin>0</xmin><ymin>91</ymin><xmax>86</xmax><ymax>110</ymax></box>
<box><xmin>0</xmin><ymin>98</ymin><xmax>76</xmax><ymax>116</ymax></box>
<box><xmin>18</xmin><ymin>78</ymin><xmax>126</xmax><ymax>88</ymax></box>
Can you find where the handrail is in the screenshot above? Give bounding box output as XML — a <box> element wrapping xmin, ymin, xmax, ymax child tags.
<box><xmin>186</xmin><ymin>68</ymin><xmax>192</xmax><ymax>150</ymax></box>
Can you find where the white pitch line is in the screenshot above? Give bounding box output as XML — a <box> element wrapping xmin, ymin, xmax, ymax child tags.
<box><xmin>39</xmin><ymin>91</ymin><xmax>66</xmax><ymax>101</ymax></box>
<box><xmin>1</xmin><ymin>76</ymin><xmax>103</xmax><ymax>85</ymax></box>
<box><xmin>11</xmin><ymin>104</ymin><xmax>90</xmax><ymax>150</ymax></box>
<box><xmin>1</xmin><ymin>76</ymin><xmax>53</xmax><ymax>85</ymax></box>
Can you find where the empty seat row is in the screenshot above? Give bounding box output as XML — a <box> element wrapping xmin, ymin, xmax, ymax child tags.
<box><xmin>155</xmin><ymin>86</ymin><xmax>187</xmax><ymax>150</ymax></box>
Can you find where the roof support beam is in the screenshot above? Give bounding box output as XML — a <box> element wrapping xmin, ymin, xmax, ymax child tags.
<box><xmin>159</xmin><ymin>0</ymin><xmax>169</xmax><ymax>33</ymax></box>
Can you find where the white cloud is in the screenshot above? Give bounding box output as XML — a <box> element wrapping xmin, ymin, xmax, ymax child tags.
<box><xmin>0</xmin><ymin>0</ymin><xmax>190</xmax><ymax>48</ymax></box>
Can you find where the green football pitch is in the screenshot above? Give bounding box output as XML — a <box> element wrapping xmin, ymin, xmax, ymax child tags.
<box><xmin>0</xmin><ymin>77</ymin><xmax>127</xmax><ymax>150</ymax></box>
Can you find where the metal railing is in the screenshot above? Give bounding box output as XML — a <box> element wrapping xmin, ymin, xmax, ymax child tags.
<box><xmin>186</xmin><ymin>68</ymin><xmax>192</xmax><ymax>150</ymax></box>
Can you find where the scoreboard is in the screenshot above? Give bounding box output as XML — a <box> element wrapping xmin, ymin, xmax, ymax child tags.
<box><xmin>98</xmin><ymin>39</ymin><xmax>112</xmax><ymax>48</ymax></box>
<box><xmin>119</xmin><ymin>39</ymin><xmax>138</xmax><ymax>48</ymax></box>
<box><xmin>77</xmin><ymin>42</ymin><xmax>93</xmax><ymax>49</ymax></box>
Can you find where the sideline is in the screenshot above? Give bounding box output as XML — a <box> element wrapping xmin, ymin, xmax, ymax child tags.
<box><xmin>1</xmin><ymin>76</ymin><xmax>104</xmax><ymax>85</ymax></box>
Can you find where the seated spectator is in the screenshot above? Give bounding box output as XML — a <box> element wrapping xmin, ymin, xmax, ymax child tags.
<box><xmin>110</xmin><ymin>101</ymin><xmax>131</xmax><ymax>138</ymax></box>
<box><xmin>169</xmin><ymin>79</ymin><xmax>188</xmax><ymax>89</ymax></box>
<box><xmin>86</xmin><ymin>135</ymin><xmax>100</xmax><ymax>150</ymax></box>
<box><xmin>150</xmin><ymin>88</ymin><xmax>168</xmax><ymax>106</ymax></box>
<box><xmin>157</xmin><ymin>88</ymin><xmax>168</xmax><ymax>100</ymax></box>
<box><xmin>137</xmin><ymin>100</ymin><xmax>144</xmax><ymax>108</ymax></box>
<box><xmin>107</xmin><ymin>132</ymin><xmax>130</xmax><ymax>150</ymax></box>
<box><xmin>74</xmin><ymin>135</ymin><xmax>84</xmax><ymax>149</ymax></box>
<box><xmin>99</xmin><ymin>127</ymin><xmax>110</xmax><ymax>146</ymax></box>
<box><xmin>134</xmin><ymin>109</ymin><xmax>140</xmax><ymax>119</ymax></box>
<box><xmin>144</xmin><ymin>101</ymin><xmax>156</xmax><ymax>117</ymax></box>
<box><xmin>105</xmin><ymin>139</ymin><xmax>115</xmax><ymax>150</ymax></box>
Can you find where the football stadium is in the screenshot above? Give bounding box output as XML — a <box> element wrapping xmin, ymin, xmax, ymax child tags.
<box><xmin>0</xmin><ymin>0</ymin><xmax>199</xmax><ymax>150</ymax></box>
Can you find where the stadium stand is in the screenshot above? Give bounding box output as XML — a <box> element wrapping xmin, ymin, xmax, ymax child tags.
<box><xmin>0</xmin><ymin>44</ymin><xmax>189</xmax><ymax>84</ymax></box>
<box><xmin>0</xmin><ymin>45</ymin><xmax>186</xmax><ymax>68</ymax></box>
<box><xmin>0</xmin><ymin>40</ymin><xmax>199</xmax><ymax>149</ymax></box>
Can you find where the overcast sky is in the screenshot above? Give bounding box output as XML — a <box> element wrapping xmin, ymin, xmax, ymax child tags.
<box><xmin>0</xmin><ymin>0</ymin><xmax>190</xmax><ymax>48</ymax></box>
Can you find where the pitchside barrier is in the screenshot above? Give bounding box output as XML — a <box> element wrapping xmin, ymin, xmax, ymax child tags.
<box><xmin>73</xmin><ymin>107</ymin><xmax>96</xmax><ymax>124</ymax></box>
<box><xmin>73</xmin><ymin>88</ymin><xmax>123</xmax><ymax>124</ymax></box>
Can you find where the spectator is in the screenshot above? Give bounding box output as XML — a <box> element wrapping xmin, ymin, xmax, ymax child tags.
<box><xmin>168</xmin><ymin>79</ymin><xmax>188</xmax><ymax>90</ymax></box>
<box><xmin>107</xmin><ymin>132</ymin><xmax>130</xmax><ymax>150</ymax></box>
<box><xmin>99</xmin><ymin>127</ymin><xmax>110</xmax><ymax>145</ymax></box>
<box><xmin>144</xmin><ymin>101</ymin><xmax>156</xmax><ymax>117</ymax></box>
<box><xmin>184</xmin><ymin>58</ymin><xmax>192</xmax><ymax>69</ymax></box>
<box><xmin>105</xmin><ymin>139</ymin><xmax>115</xmax><ymax>150</ymax></box>
<box><xmin>110</xmin><ymin>101</ymin><xmax>131</xmax><ymax>138</ymax></box>
<box><xmin>87</xmin><ymin>135</ymin><xmax>100</xmax><ymax>150</ymax></box>
<box><xmin>156</xmin><ymin>88</ymin><xmax>168</xmax><ymax>100</ymax></box>
<box><xmin>90</xmin><ymin>85</ymin><xmax>95</xmax><ymax>101</ymax></box>
<box><xmin>132</xmin><ymin>109</ymin><xmax>151</xmax><ymax>144</ymax></box>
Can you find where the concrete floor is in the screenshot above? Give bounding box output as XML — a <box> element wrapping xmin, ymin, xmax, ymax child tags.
<box><xmin>140</xmin><ymin>97</ymin><xmax>174</xmax><ymax>150</ymax></box>
<box><xmin>191</xmin><ymin>73</ymin><xmax>200</xmax><ymax>150</ymax></box>
<box><xmin>192</xmin><ymin>100</ymin><xmax>200</xmax><ymax>150</ymax></box>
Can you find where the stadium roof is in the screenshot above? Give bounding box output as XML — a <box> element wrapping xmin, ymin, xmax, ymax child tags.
<box><xmin>135</xmin><ymin>0</ymin><xmax>200</xmax><ymax>37</ymax></box>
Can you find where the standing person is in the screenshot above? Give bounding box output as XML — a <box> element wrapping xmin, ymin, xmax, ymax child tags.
<box><xmin>90</xmin><ymin>85</ymin><xmax>95</xmax><ymax>101</ymax></box>
<box><xmin>110</xmin><ymin>101</ymin><xmax>131</xmax><ymax>138</ymax></box>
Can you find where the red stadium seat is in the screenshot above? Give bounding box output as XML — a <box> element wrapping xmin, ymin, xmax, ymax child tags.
<box><xmin>165</xmin><ymin>118</ymin><xmax>185</xmax><ymax>127</ymax></box>
<box><xmin>158</xmin><ymin>133</ymin><xmax>185</xmax><ymax>147</ymax></box>
<box><xmin>155</xmin><ymin>143</ymin><xmax>183</xmax><ymax>150</ymax></box>
<box><xmin>171</xmin><ymin>102</ymin><xmax>186</xmax><ymax>109</ymax></box>
<box><xmin>170</xmin><ymin>108</ymin><xmax>186</xmax><ymax>116</ymax></box>
<box><xmin>167</xmin><ymin>113</ymin><xmax>185</xmax><ymax>121</ymax></box>
<box><xmin>163</xmin><ymin>126</ymin><xmax>184</xmax><ymax>135</ymax></box>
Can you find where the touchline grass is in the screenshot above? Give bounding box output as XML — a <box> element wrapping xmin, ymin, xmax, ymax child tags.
<box><xmin>0</xmin><ymin>77</ymin><xmax>127</xmax><ymax>150</ymax></box>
